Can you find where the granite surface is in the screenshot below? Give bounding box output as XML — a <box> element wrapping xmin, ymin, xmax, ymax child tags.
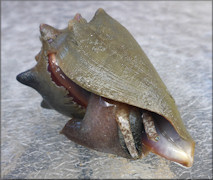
<box><xmin>1</xmin><ymin>1</ymin><xmax>212</xmax><ymax>179</ymax></box>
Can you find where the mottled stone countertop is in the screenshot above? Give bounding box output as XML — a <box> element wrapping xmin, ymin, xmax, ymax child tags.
<box><xmin>1</xmin><ymin>1</ymin><xmax>212</xmax><ymax>179</ymax></box>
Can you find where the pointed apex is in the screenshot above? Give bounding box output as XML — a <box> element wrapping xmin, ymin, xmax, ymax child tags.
<box><xmin>39</xmin><ymin>24</ymin><xmax>60</xmax><ymax>41</ymax></box>
<box><xmin>16</xmin><ymin>69</ymin><xmax>38</xmax><ymax>88</ymax></box>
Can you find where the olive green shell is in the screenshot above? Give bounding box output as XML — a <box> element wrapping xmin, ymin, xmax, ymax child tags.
<box><xmin>43</xmin><ymin>8</ymin><xmax>193</xmax><ymax>143</ymax></box>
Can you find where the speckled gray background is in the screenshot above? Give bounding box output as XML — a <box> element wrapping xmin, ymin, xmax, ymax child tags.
<box><xmin>1</xmin><ymin>1</ymin><xmax>212</xmax><ymax>179</ymax></box>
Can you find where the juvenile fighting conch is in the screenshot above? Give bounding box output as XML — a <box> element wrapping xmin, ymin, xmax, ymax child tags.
<box><xmin>17</xmin><ymin>8</ymin><xmax>195</xmax><ymax>167</ymax></box>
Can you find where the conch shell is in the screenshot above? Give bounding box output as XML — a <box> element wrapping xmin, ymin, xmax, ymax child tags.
<box><xmin>17</xmin><ymin>8</ymin><xmax>195</xmax><ymax>167</ymax></box>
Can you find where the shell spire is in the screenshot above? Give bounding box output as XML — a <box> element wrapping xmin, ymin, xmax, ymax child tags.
<box><xmin>16</xmin><ymin>69</ymin><xmax>37</xmax><ymax>88</ymax></box>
